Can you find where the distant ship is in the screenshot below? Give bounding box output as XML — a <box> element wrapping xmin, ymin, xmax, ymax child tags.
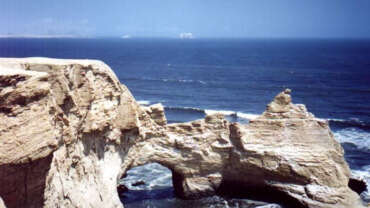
<box><xmin>121</xmin><ymin>35</ymin><xmax>131</xmax><ymax>39</ymax></box>
<box><xmin>179</xmin><ymin>33</ymin><xmax>194</xmax><ymax>39</ymax></box>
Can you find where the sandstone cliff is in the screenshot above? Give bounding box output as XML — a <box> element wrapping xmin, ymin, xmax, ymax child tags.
<box><xmin>0</xmin><ymin>58</ymin><xmax>366</xmax><ymax>208</ymax></box>
<box><xmin>0</xmin><ymin>58</ymin><xmax>151</xmax><ymax>208</ymax></box>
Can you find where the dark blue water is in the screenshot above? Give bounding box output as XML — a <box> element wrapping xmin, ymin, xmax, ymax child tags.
<box><xmin>1</xmin><ymin>38</ymin><xmax>369</xmax><ymax>206</ymax></box>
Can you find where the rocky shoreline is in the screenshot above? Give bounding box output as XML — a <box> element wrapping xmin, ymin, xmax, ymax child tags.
<box><xmin>0</xmin><ymin>58</ymin><xmax>367</xmax><ymax>208</ymax></box>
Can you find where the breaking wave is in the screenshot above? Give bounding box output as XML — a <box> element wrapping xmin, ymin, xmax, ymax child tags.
<box><xmin>137</xmin><ymin>100</ymin><xmax>151</xmax><ymax>106</ymax></box>
<box><xmin>333</xmin><ymin>128</ymin><xmax>370</xmax><ymax>151</ymax></box>
<box><xmin>164</xmin><ymin>106</ymin><xmax>260</xmax><ymax>122</ymax></box>
<box><xmin>205</xmin><ymin>109</ymin><xmax>260</xmax><ymax>120</ymax></box>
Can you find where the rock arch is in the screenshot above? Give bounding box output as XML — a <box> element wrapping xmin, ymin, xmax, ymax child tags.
<box><xmin>122</xmin><ymin>89</ymin><xmax>366</xmax><ymax>208</ymax></box>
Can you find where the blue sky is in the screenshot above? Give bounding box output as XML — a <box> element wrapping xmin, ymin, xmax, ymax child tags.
<box><xmin>1</xmin><ymin>0</ymin><xmax>370</xmax><ymax>38</ymax></box>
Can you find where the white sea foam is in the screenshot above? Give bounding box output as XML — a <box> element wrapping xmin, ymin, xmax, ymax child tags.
<box><xmin>121</xmin><ymin>163</ymin><xmax>172</xmax><ymax>191</ymax></box>
<box><xmin>137</xmin><ymin>100</ymin><xmax>151</xmax><ymax>106</ymax></box>
<box><xmin>161</xmin><ymin>78</ymin><xmax>206</xmax><ymax>84</ymax></box>
<box><xmin>236</xmin><ymin>112</ymin><xmax>260</xmax><ymax>120</ymax></box>
<box><xmin>327</xmin><ymin>118</ymin><xmax>347</xmax><ymax>122</ymax></box>
<box><xmin>205</xmin><ymin>109</ymin><xmax>260</xmax><ymax>121</ymax></box>
<box><xmin>179</xmin><ymin>79</ymin><xmax>192</xmax><ymax>83</ymax></box>
<box><xmin>205</xmin><ymin>109</ymin><xmax>236</xmax><ymax>116</ymax></box>
<box><xmin>352</xmin><ymin>165</ymin><xmax>370</xmax><ymax>202</ymax></box>
<box><xmin>333</xmin><ymin>128</ymin><xmax>370</xmax><ymax>151</ymax></box>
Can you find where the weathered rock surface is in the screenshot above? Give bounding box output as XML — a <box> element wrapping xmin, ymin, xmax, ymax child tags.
<box><xmin>125</xmin><ymin>90</ymin><xmax>366</xmax><ymax>208</ymax></box>
<box><xmin>0</xmin><ymin>58</ymin><xmax>153</xmax><ymax>208</ymax></box>
<box><xmin>0</xmin><ymin>58</ymin><xmax>366</xmax><ymax>208</ymax></box>
<box><xmin>141</xmin><ymin>103</ymin><xmax>167</xmax><ymax>126</ymax></box>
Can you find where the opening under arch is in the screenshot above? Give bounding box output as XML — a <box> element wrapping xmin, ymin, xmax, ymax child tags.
<box><xmin>117</xmin><ymin>163</ymin><xmax>293</xmax><ymax>208</ymax></box>
<box><xmin>118</xmin><ymin>163</ymin><xmax>174</xmax><ymax>207</ymax></box>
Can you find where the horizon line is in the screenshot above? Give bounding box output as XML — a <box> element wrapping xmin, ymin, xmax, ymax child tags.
<box><xmin>1</xmin><ymin>34</ymin><xmax>370</xmax><ymax>40</ymax></box>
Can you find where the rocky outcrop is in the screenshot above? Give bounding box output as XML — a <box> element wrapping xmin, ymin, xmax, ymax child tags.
<box><xmin>141</xmin><ymin>103</ymin><xmax>167</xmax><ymax>126</ymax></box>
<box><xmin>0</xmin><ymin>58</ymin><xmax>366</xmax><ymax>208</ymax></box>
<box><xmin>124</xmin><ymin>90</ymin><xmax>365</xmax><ymax>208</ymax></box>
<box><xmin>0</xmin><ymin>58</ymin><xmax>154</xmax><ymax>208</ymax></box>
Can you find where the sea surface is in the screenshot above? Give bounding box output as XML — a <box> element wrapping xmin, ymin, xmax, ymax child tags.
<box><xmin>1</xmin><ymin>38</ymin><xmax>369</xmax><ymax>207</ymax></box>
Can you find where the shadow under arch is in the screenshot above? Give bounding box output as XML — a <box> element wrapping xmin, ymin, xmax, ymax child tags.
<box><xmin>117</xmin><ymin>162</ymin><xmax>306</xmax><ymax>208</ymax></box>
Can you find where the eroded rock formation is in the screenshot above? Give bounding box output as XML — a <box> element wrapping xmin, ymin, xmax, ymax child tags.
<box><xmin>0</xmin><ymin>58</ymin><xmax>366</xmax><ymax>208</ymax></box>
<box><xmin>124</xmin><ymin>89</ymin><xmax>366</xmax><ymax>208</ymax></box>
<box><xmin>0</xmin><ymin>58</ymin><xmax>153</xmax><ymax>208</ymax></box>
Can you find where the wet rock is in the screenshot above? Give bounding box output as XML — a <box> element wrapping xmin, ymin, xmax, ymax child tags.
<box><xmin>349</xmin><ymin>175</ymin><xmax>368</xmax><ymax>195</ymax></box>
<box><xmin>131</xmin><ymin>180</ymin><xmax>146</xmax><ymax>187</ymax></box>
<box><xmin>117</xmin><ymin>184</ymin><xmax>129</xmax><ymax>194</ymax></box>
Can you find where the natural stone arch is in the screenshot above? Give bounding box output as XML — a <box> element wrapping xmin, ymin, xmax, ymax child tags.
<box><xmin>121</xmin><ymin>113</ymin><xmax>310</xmax><ymax>207</ymax></box>
<box><xmin>122</xmin><ymin>90</ymin><xmax>365</xmax><ymax>208</ymax></box>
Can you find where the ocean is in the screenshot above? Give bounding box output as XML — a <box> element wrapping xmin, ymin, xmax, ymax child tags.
<box><xmin>1</xmin><ymin>38</ymin><xmax>369</xmax><ymax>207</ymax></box>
